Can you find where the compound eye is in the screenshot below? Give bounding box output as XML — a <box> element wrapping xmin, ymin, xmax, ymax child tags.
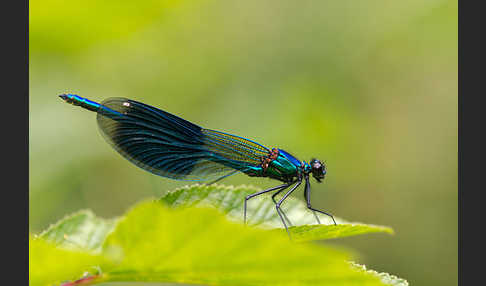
<box><xmin>310</xmin><ymin>159</ymin><xmax>324</xmax><ymax>178</ymax></box>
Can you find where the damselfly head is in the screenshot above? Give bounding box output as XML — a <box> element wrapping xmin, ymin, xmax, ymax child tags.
<box><xmin>310</xmin><ymin>158</ymin><xmax>326</xmax><ymax>182</ymax></box>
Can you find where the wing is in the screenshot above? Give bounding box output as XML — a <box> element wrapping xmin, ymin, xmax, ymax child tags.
<box><xmin>201</xmin><ymin>129</ymin><xmax>269</xmax><ymax>166</ymax></box>
<box><xmin>95</xmin><ymin>98</ymin><xmax>270</xmax><ymax>181</ymax></box>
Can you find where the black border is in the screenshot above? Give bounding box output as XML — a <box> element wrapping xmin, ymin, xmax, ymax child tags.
<box><xmin>459</xmin><ymin>1</ymin><xmax>482</xmax><ymax>285</ymax></box>
<box><xmin>3</xmin><ymin>0</ymin><xmax>29</xmax><ymax>284</ymax></box>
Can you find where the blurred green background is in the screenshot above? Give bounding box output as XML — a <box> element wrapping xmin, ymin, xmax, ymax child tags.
<box><xmin>29</xmin><ymin>0</ymin><xmax>457</xmax><ymax>285</ymax></box>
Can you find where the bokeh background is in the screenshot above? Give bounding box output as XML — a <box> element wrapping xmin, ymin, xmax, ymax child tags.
<box><xmin>29</xmin><ymin>1</ymin><xmax>457</xmax><ymax>285</ymax></box>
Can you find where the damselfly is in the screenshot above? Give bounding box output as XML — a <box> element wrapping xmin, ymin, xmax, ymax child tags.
<box><xmin>59</xmin><ymin>94</ymin><xmax>337</xmax><ymax>236</ymax></box>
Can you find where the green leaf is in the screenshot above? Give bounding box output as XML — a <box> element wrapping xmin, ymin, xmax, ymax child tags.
<box><xmin>29</xmin><ymin>235</ymin><xmax>109</xmax><ymax>286</ymax></box>
<box><xmin>30</xmin><ymin>185</ymin><xmax>404</xmax><ymax>285</ymax></box>
<box><xmin>159</xmin><ymin>184</ymin><xmax>394</xmax><ymax>240</ymax></box>
<box><xmin>99</xmin><ymin>200</ymin><xmax>386</xmax><ymax>286</ymax></box>
<box><xmin>350</xmin><ymin>262</ymin><xmax>409</xmax><ymax>286</ymax></box>
<box><xmin>286</xmin><ymin>224</ymin><xmax>394</xmax><ymax>242</ymax></box>
<box><xmin>39</xmin><ymin>209</ymin><xmax>118</xmax><ymax>253</ymax></box>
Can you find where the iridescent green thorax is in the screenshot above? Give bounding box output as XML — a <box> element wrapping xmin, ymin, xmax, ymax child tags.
<box><xmin>243</xmin><ymin>148</ymin><xmax>303</xmax><ymax>183</ymax></box>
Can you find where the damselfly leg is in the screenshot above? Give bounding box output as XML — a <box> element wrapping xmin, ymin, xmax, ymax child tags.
<box><xmin>304</xmin><ymin>176</ymin><xmax>337</xmax><ymax>225</ymax></box>
<box><xmin>244</xmin><ymin>183</ymin><xmax>291</xmax><ymax>225</ymax></box>
<box><xmin>271</xmin><ymin>188</ymin><xmax>293</xmax><ymax>227</ymax></box>
<box><xmin>276</xmin><ymin>180</ymin><xmax>302</xmax><ymax>238</ymax></box>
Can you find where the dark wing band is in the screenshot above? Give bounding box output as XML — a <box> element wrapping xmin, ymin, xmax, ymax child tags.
<box><xmin>96</xmin><ymin>98</ymin><xmax>269</xmax><ymax>181</ymax></box>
